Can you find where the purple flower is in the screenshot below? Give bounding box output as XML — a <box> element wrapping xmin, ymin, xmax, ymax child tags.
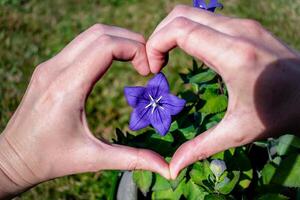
<box><xmin>124</xmin><ymin>73</ymin><xmax>186</xmax><ymax>136</ymax></box>
<box><xmin>193</xmin><ymin>0</ymin><xmax>223</xmax><ymax>12</ymax></box>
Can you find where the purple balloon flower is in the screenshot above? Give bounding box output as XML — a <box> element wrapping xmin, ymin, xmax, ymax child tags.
<box><xmin>193</xmin><ymin>0</ymin><xmax>223</xmax><ymax>12</ymax></box>
<box><xmin>124</xmin><ymin>73</ymin><xmax>186</xmax><ymax>136</ymax></box>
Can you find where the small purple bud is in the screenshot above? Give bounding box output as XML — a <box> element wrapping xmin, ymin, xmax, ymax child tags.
<box><xmin>210</xmin><ymin>159</ymin><xmax>227</xmax><ymax>178</ymax></box>
<box><xmin>193</xmin><ymin>0</ymin><xmax>223</xmax><ymax>12</ymax></box>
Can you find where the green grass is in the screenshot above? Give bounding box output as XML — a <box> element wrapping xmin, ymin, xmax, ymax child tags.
<box><xmin>1</xmin><ymin>0</ymin><xmax>300</xmax><ymax>199</ymax></box>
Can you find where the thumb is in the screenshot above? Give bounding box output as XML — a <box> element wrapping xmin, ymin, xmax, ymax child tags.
<box><xmin>71</xmin><ymin>137</ymin><xmax>170</xmax><ymax>179</ymax></box>
<box><xmin>169</xmin><ymin>115</ymin><xmax>258</xmax><ymax>179</ymax></box>
<box><xmin>98</xmin><ymin>143</ymin><xmax>170</xmax><ymax>179</ymax></box>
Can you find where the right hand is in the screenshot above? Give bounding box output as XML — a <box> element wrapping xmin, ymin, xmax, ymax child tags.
<box><xmin>146</xmin><ymin>5</ymin><xmax>300</xmax><ymax>179</ymax></box>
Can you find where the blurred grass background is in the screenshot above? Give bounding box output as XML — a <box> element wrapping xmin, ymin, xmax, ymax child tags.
<box><xmin>0</xmin><ymin>0</ymin><xmax>300</xmax><ymax>199</ymax></box>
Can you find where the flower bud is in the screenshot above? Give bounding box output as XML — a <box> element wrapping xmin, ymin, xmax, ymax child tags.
<box><xmin>210</xmin><ymin>159</ymin><xmax>227</xmax><ymax>178</ymax></box>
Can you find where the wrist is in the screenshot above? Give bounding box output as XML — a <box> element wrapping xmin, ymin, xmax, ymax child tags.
<box><xmin>0</xmin><ymin>167</ymin><xmax>25</xmax><ymax>200</ymax></box>
<box><xmin>0</xmin><ymin>134</ymin><xmax>37</xmax><ymax>199</ymax></box>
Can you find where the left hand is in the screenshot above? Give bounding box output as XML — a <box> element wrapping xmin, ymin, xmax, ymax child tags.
<box><xmin>146</xmin><ymin>5</ymin><xmax>300</xmax><ymax>179</ymax></box>
<box><xmin>0</xmin><ymin>24</ymin><xmax>170</xmax><ymax>198</ymax></box>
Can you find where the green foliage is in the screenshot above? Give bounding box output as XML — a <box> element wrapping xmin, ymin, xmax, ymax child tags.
<box><xmin>257</xmin><ymin>194</ymin><xmax>289</xmax><ymax>200</ymax></box>
<box><xmin>127</xmin><ymin>60</ymin><xmax>254</xmax><ymax>199</ymax></box>
<box><xmin>127</xmin><ymin>60</ymin><xmax>300</xmax><ymax>199</ymax></box>
<box><xmin>215</xmin><ymin>171</ymin><xmax>240</xmax><ymax>195</ymax></box>
<box><xmin>184</xmin><ymin>180</ymin><xmax>208</xmax><ymax>200</ymax></box>
<box><xmin>261</xmin><ymin>162</ymin><xmax>277</xmax><ymax>185</ymax></box>
<box><xmin>189</xmin><ymin>70</ymin><xmax>217</xmax><ymax>84</ymax></box>
<box><xmin>132</xmin><ymin>170</ymin><xmax>153</xmax><ymax>196</ymax></box>
<box><xmin>152</xmin><ymin>174</ymin><xmax>172</xmax><ymax>191</ymax></box>
<box><xmin>273</xmin><ymin>154</ymin><xmax>300</xmax><ymax>187</ymax></box>
<box><xmin>276</xmin><ymin>134</ymin><xmax>300</xmax><ymax>156</ymax></box>
<box><xmin>152</xmin><ymin>178</ymin><xmax>186</xmax><ymax>200</ymax></box>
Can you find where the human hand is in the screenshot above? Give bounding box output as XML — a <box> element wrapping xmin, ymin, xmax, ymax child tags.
<box><xmin>146</xmin><ymin>5</ymin><xmax>300</xmax><ymax>179</ymax></box>
<box><xmin>0</xmin><ymin>24</ymin><xmax>169</xmax><ymax>198</ymax></box>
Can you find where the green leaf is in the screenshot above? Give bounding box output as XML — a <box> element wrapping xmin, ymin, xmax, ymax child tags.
<box><xmin>152</xmin><ymin>178</ymin><xmax>186</xmax><ymax>200</ymax></box>
<box><xmin>276</xmin><ymin>134</ymin><xmax>300</xmax><ymax>156</ymax></box>
<box><xmin>114</xmin><ymin>128</ymin><xmax>127</xmax><ymax>144</ymax></box>
<box><xmin>211</xmin><ymin>148</ymin><xmax>235</xmax><ymax>160</ymax></box>
<box><xmin>200</xmin><ymin>95</ymin><xmax>228</xmax><ymax>115</ymax></box>
<box><xmin>179</xmin><ymin>125</ymin><xmax>197</xmax><ymax>140</ymax></box>
<box><xmin>273</xmin><ymin>154</ymin><xmax>300</xmax><ymax>187</ymax></box>
<box><xmin>201</xmin><ymin>87</ymin><xmax>218</xmax><ymax>100</ymax></box>
<box><xmin>132</xmin><ymin>170</ymin><xmax>153</xmax><ymax>195</ymax></box>
<box><xmin>257</xmin><ymin>194</ymin><xmax>289</xmax><ymax>200</ymax></box>
<box><xmin>150</xmin><ymin>132</ymin><xmax>174</xmax><ymax>143</ymax></box>
<box><xmin>170</xmin><ymin>168</ymin><xmax>187</xmax><ymax>190</ymax></box>
<box><xmin>229</xmin><ymin>149</ymin><xmax>253</xmax><ymax>190</ymax></box>
<box><xmin>190</xmin><ymin>161</ymin><xmax>213</xmax><ymax>188</ymax></box>
<box><xmin>216</xmin><ymin>171</ymin><xmax>240</xmax><ymax>195</ymax></box>
<box><xmin>204</xmin><ymin>194</ymin><xmax>227</xmax><ymax>200</ymax></box>
<box><xmin>189</xmin><ymin>70</ymin><xmax>216</xmax><ymax>84</ymax></box>
<box><xmin>170</xmin><ymin>121</ymin><xmax>179</xmax><ymax>132</ymax></box>
<box><xmin>184</xmin><ymin>180</ymin><xmax>208</xmax><ymax>200</ymax></box>
<box><xmin>254</xmin><ymin>141</ymin><xmax>269</xmax><ymax>148</ymax></box>
<box><xmin>152</xmin><ymin>174</ymin><xmax>171</xmax><ymax>191</ymax></box>
<box><xmin>261</xmin><ymin>162</ymin><xmax>277</xmax><ymax>185</ymax></box>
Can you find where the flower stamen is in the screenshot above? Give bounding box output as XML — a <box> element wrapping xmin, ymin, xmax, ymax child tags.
<box><xmin>145</xmin><ymin>94</ymin><xmax>164</xmax><ymax>114</ymax></box>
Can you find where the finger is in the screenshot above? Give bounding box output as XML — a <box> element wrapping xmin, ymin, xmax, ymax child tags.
<box><xmin>101</xmin><ymin>144</ymin><xmax>170</xmax><ymax>179</ymax></box>
<box><xmin>71</xmin><ymin>139</ymin><xmax>170</xmax><ymax>179</ymax></box>
<box><xmin>51</xmin><ymin>24</ymin><xmax>146</xmax><ymax>67</ymax></box>
<box><xmin>146</xmin><ymin>17</ymin><xmax>237</xmax><ymax>75</ymax></box>
<box><xmin>64</xmin><ymin>34</ymin><xmax>150</xmax><ymax>93</ymax></box>
<box><xmin>151</xmin><ymin>5</ymin><xmax>266</xmax><ymax>42</ymax></box>
<box><xmin>169</xmin><ymin>115</ymin><xmax>259</xmax><ymax>179</ymax></box>
<box><xmin>151</xmin><ymin>5</ymin><xmax>229</xmax><ymax>37</ymax></box>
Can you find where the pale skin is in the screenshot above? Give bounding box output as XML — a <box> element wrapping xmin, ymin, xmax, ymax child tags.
<box><xmin>1</xmin><ymin>4</ymin><xmax>300</xmax><ymax>199</ymax></box>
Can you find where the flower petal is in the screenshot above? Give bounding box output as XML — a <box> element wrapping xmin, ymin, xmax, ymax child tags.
<box><xmin>150</xmin><ymin>107</ymin><xmax>172</xmax><ymax>136</ymax></box>
<box><xmin>193</xmin><ymin>0</ymin><xmax>207</xmax><ymax>8</ymax></box>
<box><xmin>161</xmin><ymin>94</ymin><xmax>186</xmax><ymax>116</ymax></box>
<box><xmin>124</xmin><ymin>86</ymin><xmax>148</xmax><ymax>108</ymax></box>
<box><xmin>147</xmin><ymin>73</ymin><xmax>170</xmax><ymax>97</ymax></box>
<box><xmin>129</xmin><ymin>105</ymin><xmax>151</xmax><ymax>131</ymax></box>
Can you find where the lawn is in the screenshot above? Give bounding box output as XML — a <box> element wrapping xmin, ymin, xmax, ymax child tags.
<box><xmin>1</xmin><ymin>0</ymin><xmax>300</xmax><ymax>199</ymax></box>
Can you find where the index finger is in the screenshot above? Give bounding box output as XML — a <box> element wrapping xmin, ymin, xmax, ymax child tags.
<box><xmin>146</xmin><ymin>17</ymin><xmax>237</xmax><ymax>75</ymax></box>
<box><xmin>150</xmin><ymin>5</ymin><xmax>228</xmax><ymax>37</ymax></box>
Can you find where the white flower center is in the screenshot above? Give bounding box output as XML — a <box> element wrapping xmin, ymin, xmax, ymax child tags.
<box><xmin>145</xmin><ymin>94</ymin><xmax>164</xmax><ymax>114</ymax></box>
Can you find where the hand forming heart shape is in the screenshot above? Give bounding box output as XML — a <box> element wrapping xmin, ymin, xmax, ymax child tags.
<box><xmin>146</xmin><ymin>5</ymin><xmax>300</xmax><ymax>179</ymax></box>
<box><xmin>1</xmin><ymin>5</ymin><xmax>300</xmax><ymax>198</ymax></box>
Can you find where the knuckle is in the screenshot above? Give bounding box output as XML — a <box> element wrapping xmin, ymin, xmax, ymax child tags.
<box><xmin>145</xmin><ymin>40</ymin><xmax>159</xmax><ymax>57</ymax></box>
<box><xmin>136</xmin><ymin>34</ymin><xmax>146</xmax><ymax>44</ymax></box>
<box><xmin>241</xmin><ymin>19</ymin><xmax>263</xmax><ymax>36</ymax></box>
<box><xmin>234</xmin><ymin>39</ymin><xmax>258</xmax><ymax>65</ymax></box>
<box><xmin>171</xmin><ymin>17</ymin><xmax>190</xmax><ymax>31</ymax></box>
<box><xmin>135</xmin><ymin>43</ymin><xmax>146</xmax><ymax>56</ymax></box>
<box><xmin>31</xmin><ymin>63</ymin><xmax>48</xmax><ymax>87</ymax></box>
<box><xmin>172</xmin><ymin>5</ymin><xmax>189</xmax><ymax>16</ymax></box>
<box><xmin>97</xmin><ymin>34</ymin><xmax>114</xmax><ymax>45</ymax></box>
<box><xmin>243</xmin><ymin>19</ymin><xmax>262</xmax><ymax>29</ymax></box>
<box><xmin>89</xmin><ymin>23</ymin><xmax>106</xmax><ymax>35</ymax></box>
<box><xmin>128</xmin><ymin>150</ymin><xmax>140</xmax><ymax>170</ymax></box>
